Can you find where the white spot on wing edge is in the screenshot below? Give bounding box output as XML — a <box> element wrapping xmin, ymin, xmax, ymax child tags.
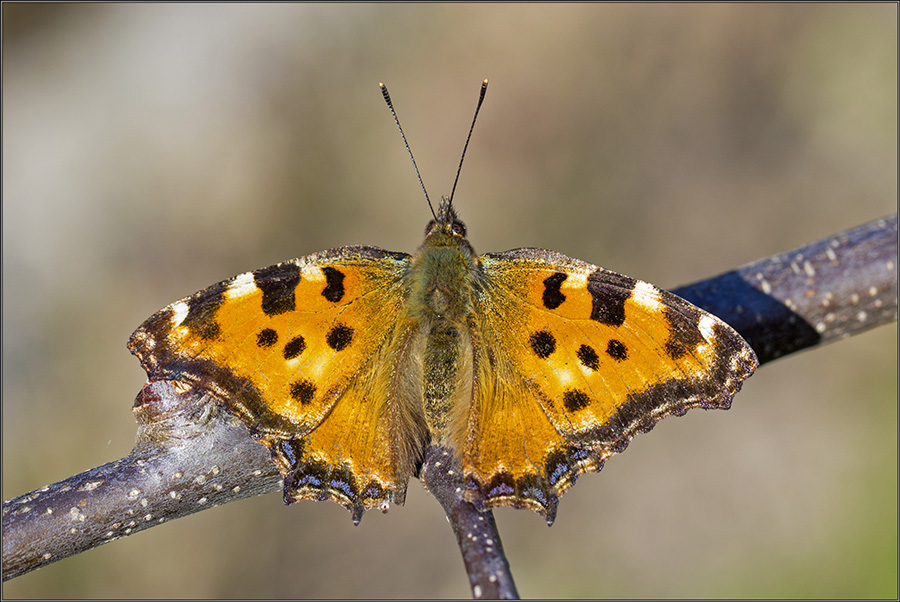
<box><xmin>302</xmin><ymin>263</ymin><xmax>326</xmax><ymax>283</ymax></box>
<box><xmin>631</xmin><ymin>280</ymin><xmax>663</xmax><ymax>310</ymax></box>
<box><xmin>561</xmin><ymin>270</ymin><xmax>587</xmax><ymax>292</ymax></box>
<box><xmin>170</xmin><ymin>301</ymin><xmax>189</xmax><ymax>328</ymax></box>
<box><xmin>226</xmin><ymin>271</ymin><xmax>256</xmax><ymax>300</ymax></box>
<box><xmin>698</xmin><ymin>314</ymin><xmax>718</xmax><ymax>342</ymax></box>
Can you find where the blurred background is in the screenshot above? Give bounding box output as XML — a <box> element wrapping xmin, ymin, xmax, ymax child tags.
<box><xmin>2</xmin><ymin>4</ymin><xmax>896</xmax><ymax>598</ymax></box>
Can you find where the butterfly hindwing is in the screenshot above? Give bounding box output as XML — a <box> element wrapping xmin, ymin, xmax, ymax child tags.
<box><xmin>463</xmin><ymin>248</ymin><xmax>758</xmax><ymax>522</ymax></box>
<box><xmin>128</xmin><ymin>246</ymin><xmax>428</xmax><ymax>521</ymax></box>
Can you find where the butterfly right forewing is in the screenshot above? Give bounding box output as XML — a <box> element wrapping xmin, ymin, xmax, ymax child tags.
<box><xmin>460</xmin><ymin>248</ymin><xmax>758</xmax><ymax>523</ymax></box>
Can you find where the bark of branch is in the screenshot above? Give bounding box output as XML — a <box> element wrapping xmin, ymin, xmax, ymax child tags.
<box><xmin>3</xmin><ymin>214</ymin><xmax>896</xmax><ymax>598</ymax></box>
<box><xmin>420</xmin><ymin>446</ymin><xmax>519</xmax><ymax>600</ymax></box>
<box><xmin>1</xmin><ymin>381</ymin><xmax>282</xmax><ymax>582</ymax></box>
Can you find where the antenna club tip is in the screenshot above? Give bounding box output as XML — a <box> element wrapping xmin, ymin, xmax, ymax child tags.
<box><xmin>483</xmin><ymin>78</ymin><xmax>489</xmax><ymax>84</ymax></box>
<box><xmin>378</xmin><ymin>82</ymin><xmax>385</xmax><ymax>88</ymax></box>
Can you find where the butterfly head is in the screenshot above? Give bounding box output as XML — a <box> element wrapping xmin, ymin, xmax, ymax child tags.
<box><xmin>424</xmin><ymin>196</ymin><xmax>468</xmax><ymax>244</ymax></box>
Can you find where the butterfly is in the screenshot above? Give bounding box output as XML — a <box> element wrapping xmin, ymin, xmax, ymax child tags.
<box><xmin>127</xmin><ymin>81</ymin><xmax>758</xmax><ymax>525</ymax></box>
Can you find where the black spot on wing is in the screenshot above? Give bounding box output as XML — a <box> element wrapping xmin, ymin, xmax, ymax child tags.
<box><xmin>563</xmin><ymin>389</ymin><xmax>591</xmax><ymax>412</ymax></box>
<box><xmin>606</xmin><ymin>339</ymin><xmax>628</xmax><ymax>361</ymax></box>
<box><xmin>587</xmin><ymin>269</ymin><xmax>635</xmax><ymax>327</ymax></box>
<box><xmin>257</xmin><ymin>328</ymin><xmax>278</xmax><ymax>347</ymax></box>
<box><xmin>290</xmin><ymin>379</ymin><xmax>317</xmax><ymax>404</ymax></box>
<box><xmin>576</xmin><ymin>344</ymin><xmax>599</xmax><ymax>371</ymax></box>
<box><xmin>529</xmin><ymin>330</ymin><xmax>556</xmax><ymax>358</ymax></box>
<box><xmin>283</xmin><ymin>335</ymin><xmax>307</xmax><ymax>359</ymax></box>
<box><xmin>326</xmin><ymin>324</ymin><xmax>353</xmax><ymax>351</ymax></box>
<box><xmin>254</xmin><ymin>263</ymin><xmax>302</xmax><ymax>316</ymax></box>
<box><xmin>321</xmin><ymin>267</ymin><xmax>346</xmax><ymax>303</ymax></box>
<box><xmin>542</xmin><ymin>272</ymin><xmax>567</xmax><ymax>309</ymax></box>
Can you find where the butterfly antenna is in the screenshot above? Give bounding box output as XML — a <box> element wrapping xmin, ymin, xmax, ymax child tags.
<box><xmin>380</xmin><ymin>82</ymin><xmax>436</xmax><ymax>220</ymax></box>
<box><xmin>449</xmin><ymin>78</ymin><xmax>489</xmax><ymax>207</ymax></box>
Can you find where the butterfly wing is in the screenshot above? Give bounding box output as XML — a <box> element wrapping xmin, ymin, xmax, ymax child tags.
<box><xmin>463</xmin><ymin>248</ymin><xmax>758</xmax><ymax>523</ymax></box>
<box><xmin>128</xmin><ymin>246</ymin><xmax>428</xmax><ymax>522</ymax></box>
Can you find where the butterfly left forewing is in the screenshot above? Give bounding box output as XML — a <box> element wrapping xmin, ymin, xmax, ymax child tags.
<box><xmin>465</xmin><ymin>248</ymin><xmax>758</xmax><ymax>522</ymax></box>
<box><xmin>128</xmin><ymin>246</ymin><xmax>428</xmax><ymax>521</ymax></box>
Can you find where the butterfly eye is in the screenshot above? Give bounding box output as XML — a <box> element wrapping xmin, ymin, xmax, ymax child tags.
<box><xmin>424</xmin><ymin>219</ymin><xmax>437</xmax><ymax>235</ymax></box>
<box><xmin>452</xmin><ymin>220</ymin><xmax>467</xmax><ymax>237</ymax></box>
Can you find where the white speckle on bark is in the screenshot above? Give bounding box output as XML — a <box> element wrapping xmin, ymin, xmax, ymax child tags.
<box><xmin>803</xmin><ymin>261</ymin><xmax>815</xmax><ymax>277</ymax></box>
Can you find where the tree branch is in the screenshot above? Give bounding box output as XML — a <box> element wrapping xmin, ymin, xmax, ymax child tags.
<box><xmin>420</xmin><ymin>446</ymin><xmax>519</xmax><ymax>600</ymax></box>
<box><xmin>1</xmin><ymin>381</ymin><xmax>281</xmax><ymax>581</ymax></box>
<box><xmin>3</xmin><ymin>214</ymin><xmax>896</xmax><ymax>598</ymax></box>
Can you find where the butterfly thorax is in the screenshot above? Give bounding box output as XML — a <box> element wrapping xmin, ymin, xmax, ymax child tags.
<box><xmin>410</xmin><ymin>203</ymin><xmax>477</xmax><ymax>318</ymax></box>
